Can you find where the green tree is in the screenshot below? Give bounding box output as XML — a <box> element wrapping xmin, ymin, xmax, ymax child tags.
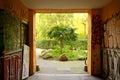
<box><xmin>73</xmin><ymin>13</ymin><xmax>88</xmax><ymax>39</ymax></box>
<box><xmin>47</xmin><ymin>26</ymin><xmax>78</xmax><ymax>54</ymax></box>
<box><xmin>36</xmin><ymin>13</ymin><xmax>74</xmax><ymax>40</ymax></box>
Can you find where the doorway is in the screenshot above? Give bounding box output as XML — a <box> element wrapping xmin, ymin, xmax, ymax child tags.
<box><xmin>35</xmin><ymin>10</ymin><xmax>91</xmax><ymax>74</ymax></box>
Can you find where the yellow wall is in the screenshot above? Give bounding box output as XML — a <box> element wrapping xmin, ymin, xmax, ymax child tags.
<box><xmin>35</xmin><ymin>9</ymin><xmax>89</xmax><ymax>13</ymax></box>
<box><xmin>88</xmin><ymin>9</ymin><xmax>102</xmax><ymax>75</ymax></box>
<box><xmin>102</xmin><ymin>0</ymin><xmax>120</xmax><ymax>21</ymax></box>
<box><xmin>29</xmin><ymin>10</ymin><xmax>36</xmax><ymax>75</ymax></box>
<box><xmin>1</xmin><ymin>0</ymin><xmax>119</xmax><ymax>76</ymax></box>
<box><xmin>0</xmin><ymin>0</ymin><xmax>36</xmax><ymax>75</ymax></box>
<box><xmin>87</xmin><ymin>11</ymin><xmax>92</xmax><ymax>74</ymax></box>
<box><xmin>101</xmin><ymin>0</ymin><xmax>120</xmax><ymax>79</ymax></box>
<box><xmin>88</xmin><ymin>0</ymin><xmax>120</xmax><ymax>75</ymax></box>
<box><xmin>0</xmin><ymin>0</ymin><xmax>4</xmax><ymax>9</ymax></box>
<box><xmin>0</xmin><ymin>0</ymin><xmax>29</xmax><ymax>21</ymax></box>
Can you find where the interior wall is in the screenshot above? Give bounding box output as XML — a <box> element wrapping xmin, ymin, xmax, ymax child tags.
<box><xmin>87</xmin><ymin>9</ymin><xmax>102</xmax><ymax>75</ymax></box>
<box><xmin>0</xmin><ymin>0</ymin><xmax>36</xmax><ymax>76</ymax></box>
<box><xmin>29</xmin><ymin>10</ymin><xmax>36</xmax><ymax>75</ymax></box>
<box><xmin>92</xmin><ymin>9</ymin><xmax>102</xmax><ymax>75</ymax></box>
<box><xmin>0</xmin><ymin>0</ymin><xmax>29</xmax><ymax>21</ymax></box>
<box><xmin>1</xmin><ymin>0</ymin><xmax>119</xmax><ymax>78</ymax></box>
<box><xmin>0</xmin><ymin>9</ymin><xmax>23</xmax><ymax>80</ymax></box>
<box><xmin>87</xmin><ymin>11</ymin><xmax>92</xmax><ymax>74</ymax></box>
<box><xmin>101</xmin><ymin>0</ymin><xmax>120</xmax><ymax>79</ymax></box>
<box><xmin>0</xmin><ymin>11</ymin><xmax>21</xmax><ymax>52</ymax></box>
<box><xmin>102</xmin><ymin>0</ymin><xmax>120</xmax><ymax>21</ymax></box>
<box><xmin>0</xmin><ymin>0</ymin><xmax>4</xmax><ymax>9</ymax></box>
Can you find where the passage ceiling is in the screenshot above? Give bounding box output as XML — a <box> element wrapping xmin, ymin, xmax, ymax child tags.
<box><xmin>20</xmin><ymin>0</ymin><xmax>112</xmax><ymax>9</ymax></box>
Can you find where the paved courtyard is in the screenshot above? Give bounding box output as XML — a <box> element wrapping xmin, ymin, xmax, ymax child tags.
<box><xmin>36</xmin><ymin>48</ymin><xmax>86</xmax><ymax>74</ymax></box>
<box><xmin>37</xmin><ymin>58</ymin><xmax>86</xmax><ymax>74</ymax></box>
<box><xmin>28</xmin><ymin>72</ymin><xmax>103</xmax><ymax>80</ymax></box>
<box><xmin>27</xmin><ymin>49</ymin><xmax>103</xmax><ymax>80</ymax></box>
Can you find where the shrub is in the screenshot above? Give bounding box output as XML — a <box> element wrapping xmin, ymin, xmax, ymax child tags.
<box><xmin>36</xmin><ymin>39</ymin><xmax>58</xmax><ymax>49</ymax></box>
<box><xmin>47</xmin><ymin>26</ymin><xmax>78</xmax><ymax>54</ymax></box>
<box><xmin>50</xmin><ymin>45</ymin><xmax>61</xmax><ymax>59</ymax></box>
<box><xmin>42</xmin><ymin>45</ymin><xmax>87</xmax><ymax>60</ymax></box>
<box><xmin>36</xmin><ymin>39</ymin><xmax>87</xmax><ymax>50</ymax></box>
<box><xmin>66</xmin><ymin>39</ymin><xmax>87</xmax><ymax>50</ymax></box>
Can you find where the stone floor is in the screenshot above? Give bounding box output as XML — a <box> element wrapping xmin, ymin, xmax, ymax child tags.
<box><xmin>27</xmin><ymin>72</ymin><xmax>103</xmax><ymax>80</ymax></box>
<box><xmin>37</xmin><ymin>58</ymin><xmax>86</xmax><ymax>74</ymax></box>
<box><xmin>29</xmin><ymin>49</ymin><xmax>103</xmax><ymax>80</ymax></box>
<box><xmin>36</xmin><ymin>48</ymin><xmax>86</xmax><ymax>74</ymax></box>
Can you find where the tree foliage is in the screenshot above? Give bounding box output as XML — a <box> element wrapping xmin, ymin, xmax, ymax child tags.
<box><xmin>36</xmin><ymin>13</ymin><xmax>88</xmax><ymax>48</ymax></box>
<box><xmin>36</xmin><ymin>13</ymin><xmax>88</xmax><ymax>40</ymax></box>
<box><xmin>47</xmin><ymin>26</ymin><xmax>78</xmax><ymax>54</ymax></box>
<box><xmin>36</xmin><ymin>13</ymin><xmax>74</xmax><ymax>40</ymax></box>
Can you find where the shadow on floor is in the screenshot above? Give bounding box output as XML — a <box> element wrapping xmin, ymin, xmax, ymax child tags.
<box><xmin>27</xmin><ymin>72</ymin><xmax>103</xmax><ymax>80</ymax></box>
<box><xmin>33</xmin><ymin>49</ymin><xmax>103</xmax><ymax>80</ymax></box>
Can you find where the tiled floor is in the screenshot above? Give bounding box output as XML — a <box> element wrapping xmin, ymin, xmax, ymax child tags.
<box><xmin>27</xmin><ymin>72</ymin><xmax>103</xmax><ymax>80</ymax></box>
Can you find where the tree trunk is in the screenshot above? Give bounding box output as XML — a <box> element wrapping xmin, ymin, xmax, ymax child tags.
<box><xmin>60</xmin><ymin>40</ymin><xmax>63</xmax><ymax>54</ymax></box>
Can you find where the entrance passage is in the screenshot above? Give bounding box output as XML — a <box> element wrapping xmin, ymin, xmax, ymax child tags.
<box><xmin>35</xmin><ymin>13</ymin><xmax>88</xmax><ymax>74</ymax></box>
<box><xmin>28</xmin><ymin>73</ymin><xmax>103</xmax><ymax>80</ymax></box>
<box><xmin>34</xmin><ymin>49</ymin><xmax>102</xmax><ymax>80</ymax></box>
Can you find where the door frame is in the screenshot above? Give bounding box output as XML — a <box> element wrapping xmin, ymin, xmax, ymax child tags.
<box><xmin>29</xmin><ymin>9</ymin><xmax>92</xmax><ymax>75</ymax></box>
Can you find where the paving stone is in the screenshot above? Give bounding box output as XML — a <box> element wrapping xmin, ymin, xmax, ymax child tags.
<box><xmin>27</xmin><ymin>73</ymin><xmax>103</xmax><ymax>80</ymax></box>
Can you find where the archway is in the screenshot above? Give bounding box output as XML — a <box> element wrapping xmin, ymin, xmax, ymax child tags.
<box><xmin>29</xmin><ymin>9</ymin><xmax>92</xmax><ymax>75</ymax></box>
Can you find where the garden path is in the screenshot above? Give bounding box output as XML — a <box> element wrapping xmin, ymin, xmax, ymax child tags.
<box><xmin>36</xmin><ymin>48</ymin><xmax>86</xmax><ymax>74</ymax></box>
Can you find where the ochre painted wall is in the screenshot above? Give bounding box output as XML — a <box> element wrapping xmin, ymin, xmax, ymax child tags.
<box><xmin>0</xmin><ymin>0</ymin><xmax>4</xmax><ymax>9</ymax></box>
<box><xmin>35</xmin><ymin>9</ymin><xmax>90</xmax><ymax>13</ymax></box>
<box><xmin>0</xmin><ymin>0</ymin><xmax>36</xmax><ymax>75</ymax></box>
<box><xmin>102</xmin><ymin>0</ymin><xmax>120</xmax><ymax>21</ymax></box>
<box><xmin>29</xmin><ymin>10</ymin><xmax>36</xmax><ymax>75</ymax></box>
<box><xmin>101</xmin><ymin>0</ymin><xmax>120</xmax><ymax>79</ymax></box>
<box><xmin>88</xmin><ymin>0</ymin><xmax>120</xmax><ymax>76</ymax></box>
<box><xmin>87</xmin><ymin>9</ymin><xmax>102</xmax><ymax>75</ymax></box>
<box><xmin>0</xmin><ymin>0</ymin><xmax>36</xmax><ymax>74</ymax></box>
<box><xmin>0</xmin><ymin>0</ymin><xmax>29</xmax><ymax>22</ymax></box>
<box><xmin>87</xmin><ymin>11</ymin><xmax>92</xmax><ymax>74</ymax></box>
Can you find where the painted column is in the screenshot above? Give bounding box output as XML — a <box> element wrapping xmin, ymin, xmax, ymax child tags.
<box><xmin>91</xmin><ymin>9</ymin><xmax>102</xmax><ymax>75</ymax></box>
<box><xmin>29</xmin><ymin>10</ymin><xmax>36</xmax><ymax>75</ymax></box>
<box><xmin>87</xmin><ymin>9</ymin><xmax>102</xmax><ymax>75</ymax></box>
